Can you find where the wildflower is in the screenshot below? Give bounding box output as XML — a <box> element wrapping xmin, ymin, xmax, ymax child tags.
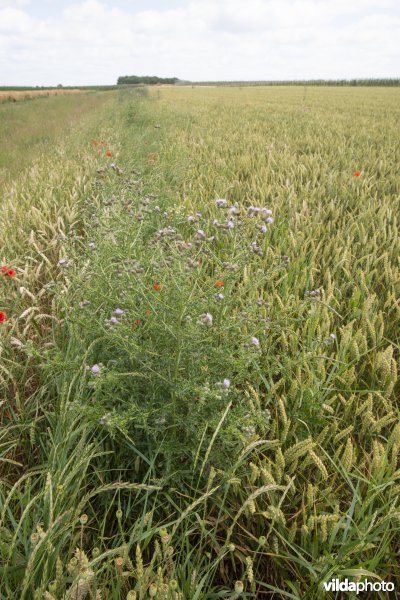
<box><xmin>329</xmin><ymin>333</ymin><xmax>337</xmax><ymax>340</ymax></box>
<box><xmin>200</xmin><ymin>312</ymin><xmax>213</xmax><ymax>325</ymax></box>
<box><xmin>0</xmin><ymin>311</ymin><xmax>7</xmax><ymax>323</ymax></box>
<box><xmin>145</xmin><ymin>309</ymin><xmax>152</xmax><ymax>315</ymax></box>
<box><xmin>99</xmin><ymin>413</ymin><xmax>111</xmax><ymax>425</ymax></box>
<box><xmin>216</xmin><ymin>280</ymin><xmax>224</xmax><ymax>288</ymax></box>
<box><xmin>187</xmin><ymin>215</ymin><xmax>195</xmax><ymax>223</ymax></box>
<box><xmin>91</xmin><ymin>364</ymin><xmax>101</xmax><ymax>375</ymax></box>
<box><xmin>196</xmin><ymin>229</ymin><xmax>206</xmax><ymax>238</ymax></box>
<box><xmin>261</xmin><ymin>208</ymin><xmax>272</xmax><ymax>216</ymax></box>
<box><xmin>353</xmin><ymin>171</ymin><xmax>361</xmax><ymax>177</ymax></box>
<box><xmin>148</xmin><ymin>153</ymin><xmax>157</xmax><ymax>161</ymax></box>
<box><xmin>1</xmin><ymin>266</ymin><xmax>9</xmax><ymax>273</ymax></box>
<box><xmin>58</xmin><ymin>259</ymin><xmax>67</xmax><ymax>266</ymax></box>
<box><xmin>88</xmin><ymin>242</ymin><xmax>96</xmax><ymax>249</ymax></box>
<box><xmin>266</xmin><ymin>217</ymin><xmax>274</xmax><ymax>224</ymax></box>
<box><xmin>260</xmin><ymin>225</ymin><xmax>267</xmax><ymax>233</ymax></box>
<box><xmin>196</xmin><ymin>212</ymin><xmax>202</xmax><ymax>218</ymax></box>
<box><xmin>222</xmin><ymin>378</ymin><xmax>231</xmax><ymax>388</ymax></box>
<box><xmin>226</xmin><ymin>221</ymin><xmax>235</xmax><ymax>229</ymax></box>
<box><xmin>133</xmin><ymin>319</ymin><xmax>140</xmax><ymax>326</ymax></box>
<box><xmin>109</xmin><ymin>316</ymin><xmax>119</xmax><ymax>325</ymax></box>
<box><xmin>114</xmin><ymin>308</ymin><xmax>124</xmax><ymax>316</ymax></box>
<box><xmin>250</xmin><ymin>336</ymin><xmax>260</xmax><ymax>347</ymax></box>
<box><xmin>215</xmin><ymin>198</ymin><xmax>227</xmax><ymax>207</ymax></box>
<box><xmin>217</xmin><ymin>293</ymin><xmax>224</xmax><ymax>300</ymax></box>
<box><xmin>106</xmin><ymin>151</ymin><xmax>112</xmax><ymax>157</ymax></box>
<box><xmin>152</xmin><ymin>283</ymin><xmax>161</xmax><ymax>291</ymax></box>
<box><xmin>4</xmin><ymin>269</ymin><xmax>16</xmax><ymax>277</ymax></box>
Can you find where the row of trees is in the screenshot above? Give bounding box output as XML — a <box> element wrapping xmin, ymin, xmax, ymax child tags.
<box><xmin>117</xmin><ymin>75</ymin><xmax>179</xmax><ymax>85</ymax></box>
<box><xmin>190</xmin><ymin>78</ymin><xmax>400</xmax><ymax>86</ymax></box>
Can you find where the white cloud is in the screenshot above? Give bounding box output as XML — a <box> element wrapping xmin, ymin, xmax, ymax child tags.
<box><xmin>0</xmin><ymin>0</ymin><xmax>399</xmax><ymax>85</ymax></box>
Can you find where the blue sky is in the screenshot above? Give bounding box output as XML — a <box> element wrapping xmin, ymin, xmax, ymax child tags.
<box><xmin>0</xmin><ymin>0</ymin><xmax>399</xmax><ymax>85</ymax></box>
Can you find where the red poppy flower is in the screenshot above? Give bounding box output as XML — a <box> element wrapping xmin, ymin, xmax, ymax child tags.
<box><xmin>0</xmin><ymin>311</ymin><xmax>7</xmax><ymax>323</ymax></box>
<box><xmin>152</xmin><ymin>283</ymin><xmax>161</xmax><ymax>291</ymax></box>
<box><xmin>106</xmin><ymin>151</ymin><xmax>112</xmax><ymax>157</ymax></box>
<box><xmin>353</xmin><ymin>171</ymin><xmax>362</xmax><ymax>177</ymax></box>
<box><xmin>133</xmin><ymin>319</ymin><xmax>140</xmax><ymax>326</ymax></box>
<box><xmin>4</xmin><ymin>269</ymin><xmax>16</xmax><ymax>277</ymax></box>
<box><xmin>215</xmin><ymin>280</ymin><xmax>224</xmax><ymax>288</ymax></box>
<box><xmin>1</xmin><ymin>266</ymin><xmax>8</xmax><ymax>273</ymax></box>
<box><xmin>145</xmin><ymin>309</ymin><xmax>152</xmax><ymax>315</ymax></box>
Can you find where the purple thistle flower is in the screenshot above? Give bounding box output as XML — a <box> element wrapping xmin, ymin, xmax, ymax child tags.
<box><xmin>114</xmin><ymin>308</ymin><xmax>124</xmax><ymax>316</ymax></box>
<box><xmin>227</xmin><ymin>221</ymin><xmax>235</xmax><ymax>229</ymax></box>
<box><xmin>260</xmin><ymin>225</ymin><xmax>267</xmax><ymax>233</ymax></box>
<box><xmin>215</xmin><ymin>198</ymin><xmax>227</xmax><ymax>207</ymax></box>
<box><xmin>109</xmin><ymin>316</ymin><xmax>119</xmax><ymax>325</ymax></box>
<box><xmin>91</xmin><ymin>364</ymin><xmax>101</xmax><ymax>375</ymax></box>
<box><xmin>222</xmin><ymin>378</ymin><xmax>231</xmax><ymax>388</ymax></box>
<box><xmin>266</xmin><ymin>216</ymin><xmax>274</xmax><ymax>224</ymax></box>
<box><xmin>251</xmin><ymin>336</ymin><xmax>260</xmax><ymax>347</ymax></box>
<box><xmin>204</xmin><ymin>312</ymin><xmax>213</xmax><ymax>324</ymax></box>
<box><xmin>196</xmin><ymin>229</ymin><xmax>206</xmax><ymax>238</ymax></box>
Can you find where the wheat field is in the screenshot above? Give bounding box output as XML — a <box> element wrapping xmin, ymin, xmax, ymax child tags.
<box><xmin>0</xmin><ymin>86</ymin><xmax>399</xmax><ymax>599</ymax></box>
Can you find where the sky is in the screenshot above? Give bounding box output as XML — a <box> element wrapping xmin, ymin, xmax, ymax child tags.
<box><xmin>0</xmin><ymin>0</ymin><xmax>399</xmax><ymax>86</ymax></box>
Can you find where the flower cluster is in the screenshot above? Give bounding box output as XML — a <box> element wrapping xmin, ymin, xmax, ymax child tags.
<box><xmin>106</xmin><ymin>307</ymin><xmax>125</xmax><ymax>327</ymax></box>
<box><xmin>91</xmin><ymin>139</ymin><xmax>112</xmax><ymax>157</ymax></box>
<box><xmin>1</xmin><ymin>265</ymin><xmax>16</xmax><ymax>277</ymax></box>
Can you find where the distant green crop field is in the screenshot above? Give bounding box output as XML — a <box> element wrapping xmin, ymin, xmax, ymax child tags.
<box><xmin>0</xmin><ymin>86</ymin><xmax>399</xmax><ymax>598</ymax></box>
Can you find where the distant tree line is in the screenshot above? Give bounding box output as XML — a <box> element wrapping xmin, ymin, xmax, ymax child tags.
<box><xmin>117</xmin><ymin>76</ymin><xmax>179</xmax><ymax>85</ymax></box>
<box><xmin>189</xmin><ymin>79</ymin><xmax>400</xmax><ymax>87</ymax></box>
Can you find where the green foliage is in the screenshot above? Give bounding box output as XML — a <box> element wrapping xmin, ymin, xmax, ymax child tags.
<box><xmin>117</xmin><ymin>76</ymin><xmax>179</xmax><ymax>85</ymax></box>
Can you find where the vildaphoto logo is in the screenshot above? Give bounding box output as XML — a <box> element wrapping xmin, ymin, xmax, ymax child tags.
<box><xmin>323</xmin><ymin>578</ymin><xmax>395</xmax><ymax>594</ymax></box>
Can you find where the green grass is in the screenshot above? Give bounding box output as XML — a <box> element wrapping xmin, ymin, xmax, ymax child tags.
<box><xmin>0</xmin><ymin>86</ymin><xmax>399</xmax><ymax>599</ymax></box>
